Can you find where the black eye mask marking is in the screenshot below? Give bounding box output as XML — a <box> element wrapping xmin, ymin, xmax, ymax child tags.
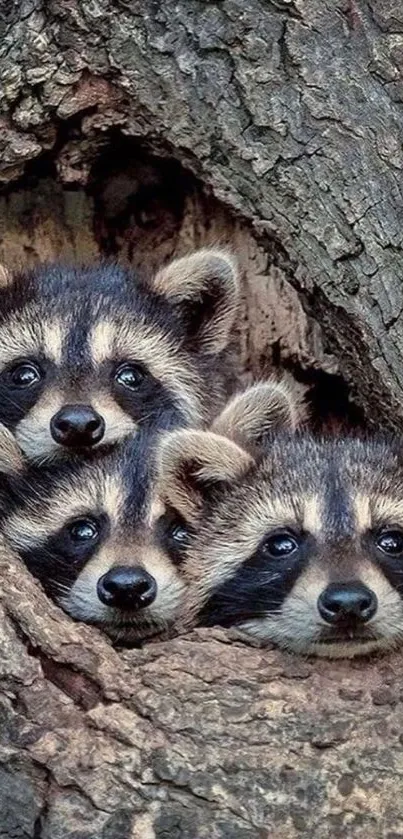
<box><xmin>371</xmin><ymin>526</ymin><xmax>403</xmax><ymax>592</ymax></box>
<box><xmin>198</xmin><ymin>530</ymin><xmax>308</xmax><ymax>628</ymax></box>
<box><xmin>18</xmin><ymin>514</ymin><xmax>108</xmax><ymax>600</ymax></box>
<box><xmin>0</xmin><ymin>358</ymin><xmax>48</xmax><ymax>427</ymax></box>
<box><xmin>156</xmin><ymin>509</ymin><xmax>192</xmax><ymax>566</ymax></box>
<box><xmin>107</xmin><ymin>359</ymin><xmax>186</xmax><ymax>430</ymax></box>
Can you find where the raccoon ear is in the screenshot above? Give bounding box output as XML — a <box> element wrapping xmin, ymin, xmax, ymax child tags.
<box><xmin>152</xmin><ymin>249</ymin><xmax>239</xmax><ymax>354</ymax></box>
<box><xmin>0</xmin><ymin>425</ymin><xmax>25</xmax><ymax>475</ymax></box>
<box><xmin>211</xmin><ymin>380</ymin><xmax>308</xmax><ymax>451</ymax></box>
<box><xmin>157</xmin><ymin>429</ymin><xmax>253</xmax><ymax>518</ymax></box>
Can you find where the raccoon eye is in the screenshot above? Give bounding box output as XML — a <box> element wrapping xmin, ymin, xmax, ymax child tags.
<box><xmin>375</xmin><ymin>529</ymin><xmax>403</xmax><ymax>556</ymax></box>
<box><xmin>68</xmin><ymin>519</ymin><xmax>99</xmax><ymax>543</ymax></box>
<box><xmin>114</xmin><ymin>363</ymin><xmax>146</xmax><ymax>390</ymax></box>
<box><xmin>9</xmin><ymin>361</ymin><xmax>42</xmax><ymax>388</ymax></box>
<box><xmin>261</xmin><ymin>532</ymin><xmax>299</xmax><ymax>558</ymax></box>
<box><xmin>160</xmin><ymin>515</ymin><xmax>190</xmax><ymax>565</ymax></box>
<box><xmin>170</xmin><ymin>523</ymin><xmax>189</xmax><ymax>544</ymax></box>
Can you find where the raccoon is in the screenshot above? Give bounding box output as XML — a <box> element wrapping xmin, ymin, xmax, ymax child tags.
<box><xmin>0</xmin><ymin>249</ymin><xmax>239</xmax><ymax>461</ymax></box>
<box><xmin>0</xmin><ymin>427</ymin><xmax>187</xmax><ymax>643</ymax></box>
<box><xmin>0</xmin><ymin>381</ymin><xmax>302</xmax><ymax>644</ymax></box>
<box><xmin>156</xmin><ymin>387</ymin><xmax>403</xmax><ymax>658</ymax></box>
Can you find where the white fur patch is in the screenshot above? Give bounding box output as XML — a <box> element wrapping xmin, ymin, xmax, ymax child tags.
<box><xmin>239</xmin><ymin>563</ymin><xmax>403</xmax><ymax>658</ymax></box>
<box><xmin>61</xmin><ymin>547</ymin><xmax>186</xmax><ymax>639</ymax></box>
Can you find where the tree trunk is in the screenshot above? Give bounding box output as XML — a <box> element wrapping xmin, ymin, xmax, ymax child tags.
<box><xmin>1</xmin><ymin>2</ymin><xmax>403</xmax><ymax>835</ymax></box>
<box><xmin>3</xmin><ymin>549</ymin><xmax>403</xmax><ymax>839</ymax></box>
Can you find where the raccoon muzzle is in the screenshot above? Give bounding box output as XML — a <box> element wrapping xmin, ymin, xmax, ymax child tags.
<box><xmin>317</xmin><ymin>581</ymin><xmax>378</xmax><ymax>627</ymax></box>
<box><xmin>50</xmin><ymin>404</ymin><xmax>105</xmax><ymax>448</ymax></box>
<box><xmin>97</xmin><ymin>565</ymin><xmax>157</xmax><ymax>611</ymax></box>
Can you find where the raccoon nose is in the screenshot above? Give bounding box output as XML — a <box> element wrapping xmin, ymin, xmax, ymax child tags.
<box><xmin>51</xmin><ymin>404</ymin><xmax>105</xmax><ymax>447</ymax></box>
<box><xmin>97</xmin><ymin>566</ymin><xmax>157</xmax><ymax>610</ymax></box>
<box><xmin>318</xmin><ymin>582</ymin><xmax>377</xmax><ymax>625</ymax></box>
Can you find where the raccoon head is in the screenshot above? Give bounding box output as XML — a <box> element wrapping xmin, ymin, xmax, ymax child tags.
<box><xmin>1</xmin><ymin>431</ymin><xmax>186</xmax><ymax>643</ymax></box>
<box><xmin>156</xmin><ymin>382</ymin><xmax>305</xmax><ymax>611</ymax></box>
<box><xmin>157</xmin><ymin>389</ymin><xmax>403</xmax><ymax>658</ymax></box>
<box><xmin>0</xmin><ymin>249</ymin><xmax>238</xmax><ymax>461</ymax></box>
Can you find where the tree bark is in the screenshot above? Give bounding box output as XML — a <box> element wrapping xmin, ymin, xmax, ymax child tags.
<box><xmin>3</xmin><ymin>549</ymin><xmax>403</xmax><ymax>839</ymax></box>
<box><xmin>2</xmin><ymin>0</ymin><xmax>403</xmax><ymax>425</ymax></box>
<box><xmin>1</xmin><ymin>2</ymin><xmax>403</xmax><ymax>835</ymax></box>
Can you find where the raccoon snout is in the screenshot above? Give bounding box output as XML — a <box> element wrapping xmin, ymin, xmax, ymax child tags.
<box><xmin>97</xmin><ymin>566</ymin><xmax>157</xmax><ymax>611</ymax></box>
<box><xmin>51</xmin><ymin>404</ymin><xmax>105</xmax><ymax>448</ymax></box>
<box><xmin>317</xmin><ymin>582</ymin><xmax>377</xmax><ymax>625</ymax></box>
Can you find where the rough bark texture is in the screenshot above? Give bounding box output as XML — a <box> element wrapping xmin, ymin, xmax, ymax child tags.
<box><xmin>4</xmin><ymin>549</ymin><xmax>403</xmax><ymax>839</ymax></box>
<box><xmin>5</xmin><ymin>0</ymin><xmax>403</xmax><ymax>425</ymax></box>
<box><xmin>1</xmin><ymin>2</ymin><xmax>403</xmax><ymax>835</ymax></box>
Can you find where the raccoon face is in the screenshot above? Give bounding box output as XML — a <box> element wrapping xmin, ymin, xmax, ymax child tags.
<box><xmin>1</xmin><ymin>433</ymin><xmax>186</xmax><ymax>643</ymax></box>
<box><xmin>0</xmin><ymin>249</ymin><xmax>238</xmax><ymax>461</ymax></box>
<box><xmin>157</xmin><ymin>391</ymin><xmax>403</xmax><ymax>657</ymax></box>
